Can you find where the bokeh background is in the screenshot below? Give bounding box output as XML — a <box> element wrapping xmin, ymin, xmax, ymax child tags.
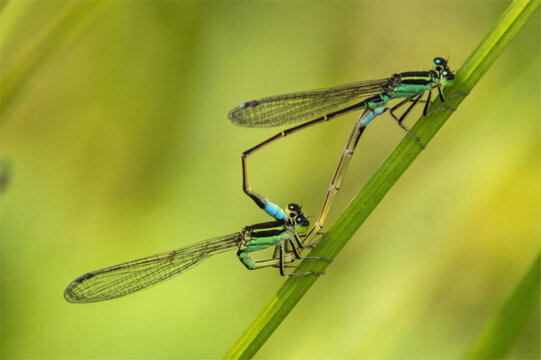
<box><xmin>1</xmin><ymin>1</ymin><xmax>539</xmax><ymax>359</ymax></box>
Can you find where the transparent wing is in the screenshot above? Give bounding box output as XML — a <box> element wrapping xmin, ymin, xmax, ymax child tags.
<box><xmin>228</xmin><ymin>78</ymin><xmax>389</xmax><ymax>128</ymax></box>
<box><xmin>64</xmin><ymin>233</ymin><xmax>243</xmax><ymax>303</ymax></box>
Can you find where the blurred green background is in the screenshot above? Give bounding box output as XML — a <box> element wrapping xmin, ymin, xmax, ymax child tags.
<box><xmin>1</xmin><ymin>1</ymin><xmax>539</xmax><ymax>359</ymax></box>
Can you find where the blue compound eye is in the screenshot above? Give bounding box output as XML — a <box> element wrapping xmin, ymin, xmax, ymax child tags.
<box><xmin>434</xmin><ymin>57</ymin><xmax>447</xmax><ymax>66</ymax></box>
<box><xmin>288</xmin><ymin>203</ymin><xmax>301</xmax><ymax>212</ymax></box>
<box><xmin>442</xmin><ymin>69</ymin><xmax>455</xmax><ymax>80</ymax></box>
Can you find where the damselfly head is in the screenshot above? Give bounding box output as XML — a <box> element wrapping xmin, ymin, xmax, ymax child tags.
<box><xmin>442</xmin><ymin>68</ymin><xmax>455</xmax><ymax>80</ymax></box>
<box><xmin>284</xmin><ymin>203</ymin><xmax>309</xmax><ymax>233</ymax></box>
<box><xmin>441</xmin><ymin>66</ymin><xmax>456</xmax><ymax>87</ymax></box>
<box><xmin>294</xmin><ymin>213</ymin><xmax>310</xmax><ymax>234</ymax></box>
<box><xmin>295</xmin><ymin>214</ymin><xmax>309</xmax><ymax>227</ymax></box>
<box><xmin>285</xmin><ymin>203</ymin><xmax>302</xmax><ymax>219</ymax></box>
<box><xmin>432</xmin><ymin>57</ymin><xmax>448</xmax><ymax>73</ymax></box>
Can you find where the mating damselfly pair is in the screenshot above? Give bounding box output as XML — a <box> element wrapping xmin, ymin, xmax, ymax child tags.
<box><xmin>64</xmin><ymin>57</ymin><xmax>460</xmax><ymax>303</ymax></box>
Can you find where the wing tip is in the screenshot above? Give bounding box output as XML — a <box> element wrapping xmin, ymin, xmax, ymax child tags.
<box><xmin>63</xmin><ymin>284</ymin><xmax>84</xmax><ymax>303</ymax></box>
<box><xmin>228</xmin><ymin>100</ymin><xmax>263</xmax><ymax>126</ymax></box>
<box><xmin>63</xmin><ymin>272</ymin><xmax>96</xmax><ymax>303</ymax></box>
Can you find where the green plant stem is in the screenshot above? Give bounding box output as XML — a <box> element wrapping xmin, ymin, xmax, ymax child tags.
<box><xmin>467</xmin><ymin>253</ymin><xmax>540</xmax><ymax>359</ymax></box>
<box><xmin>224</xmin><ymin>0</ymin><xmax>540</xmax><ymax>358</ymax></box>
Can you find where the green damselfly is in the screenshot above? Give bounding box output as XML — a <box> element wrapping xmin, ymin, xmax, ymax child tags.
<box><xmin>229</xmin><ymin>57</ymin><xmax>460</xmax><ymax>244</ymax></box>
<box><xmin>64</xmin><ymin>203</ymin><xmax>322</xmax><ymax>303</ymax></box>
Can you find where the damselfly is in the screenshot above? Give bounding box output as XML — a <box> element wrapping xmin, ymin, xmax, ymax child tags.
<box><xmin>64</xmin><ymin>203</ymin><xmax>320</xmax><ymax>303</ymax></box>
<box><xmin>229</xmin><ymin>57</ymin><xmax>460</xmax><ymax>245</ymax></box>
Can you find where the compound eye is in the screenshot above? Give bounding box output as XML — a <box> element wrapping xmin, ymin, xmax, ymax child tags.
<box><xmin>433</xmin><ymin>57</ymin><xmax>448</xmax><ymax>73</ymax></box>
<box><xmin>296</xmin><ymin>215</ymin><xmax>309</xmax><ymax>227</ymax></box>
<box><xmin>287</xmin><ymin>203</ymin><xmax>301</xmax><ymax>212</ymax></box>
<box><xmin>433</xmin><ymin>57</ymin><xmax>447</xmax><ymax>66</ymax></box>
<box><xmin>442</xmin><ymin>69</ymin><xmax>455</xmax><ymax>80</ymax></box>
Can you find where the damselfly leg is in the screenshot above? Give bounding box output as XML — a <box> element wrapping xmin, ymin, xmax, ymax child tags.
<box><xmin>229</xmin><ymin>57</ymin><xmax>461</xmax><ymax>251</ymax></box>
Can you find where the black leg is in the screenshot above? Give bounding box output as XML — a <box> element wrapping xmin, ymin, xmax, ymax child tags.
<box><xmin>389</xmin><ymin>96</ymin><xmax>415</xmax><ymax>121</ymax></box>
<box><xmin>423</xmin><ymin>88</ymin><xmax>433</xmax><ymax>116</ymax></box>
<box><xmin>389</xmin><ymin>95</ymin><xmax>425</xmax><ymax>148</ymax></box>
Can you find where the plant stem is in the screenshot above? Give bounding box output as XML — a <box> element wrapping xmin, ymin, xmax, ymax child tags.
<box><xmin>467</xmin><ymin>253</ymin><xmax>540</xmax><ymax>359</ymax></box>
<box><xmin>224</xmin><ymin>0</ymin><xmax>540</xmax><ymax>358</ymax></box>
